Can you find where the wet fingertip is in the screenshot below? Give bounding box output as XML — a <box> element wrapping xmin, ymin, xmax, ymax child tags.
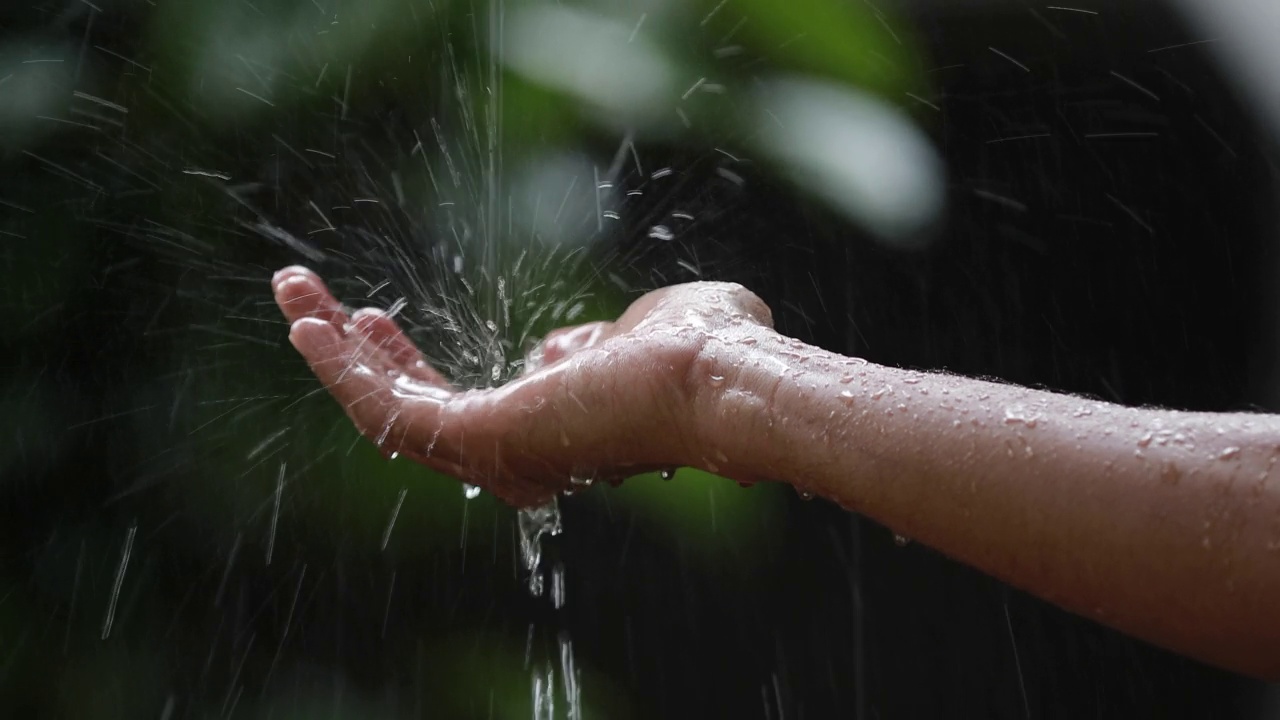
<box><xmin>273</xmin><ymin>272</ymin><xmax>321</xmax><ymax>301</ymax></box>
<box><xmin>347</xmin><ymin>310</ymin><xmax>389</xmax><ymax>335</ymax></box>
<box><xmin>289</xmin><ymin>317</ymin><xmax>342</xmax><ymax>353</ymax></box>
<box><xmin>351</xmin><ymin>307</ymin><xmax>387</xmax><ymax>319</ymax></box>
<box><xmin>273</xmin><ymin>265</ymin><xmax>317</xmax><ymax>283</ymax></box>
<box><xmin>350</xmin><ymin>308</ymin><xmax>393</xmax><ymax>331</ymax></box>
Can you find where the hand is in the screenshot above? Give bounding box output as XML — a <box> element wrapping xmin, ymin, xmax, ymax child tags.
<box><xmin>272</xmin><ymin>266</ymin><xmax>774</xmax><ymax>506</ymax></box>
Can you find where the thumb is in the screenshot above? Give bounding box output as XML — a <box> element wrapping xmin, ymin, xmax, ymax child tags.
<box><xmin>530</xmin><ymin>322</ymin><xmax>611</xmax><ymax>369</ymax></box>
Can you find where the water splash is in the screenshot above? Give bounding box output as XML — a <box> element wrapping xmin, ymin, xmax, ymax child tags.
<box><xmin>518</xmin><ymin>499</ymin><xmax>563</xmax><ymax>598</ymax></box>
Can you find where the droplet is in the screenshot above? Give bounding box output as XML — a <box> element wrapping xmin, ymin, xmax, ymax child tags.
<box><xmin>648</xmin><ymin>225</ymin><xmax>675</xmax><ymax>241</ymax></box>
<box><xmin>798</xmin><ymin>489</ymin><xmax>815</xmax><ymax>501</ymax></box>
<box><xmin>1003</xmin><ymin>404</ymin><xmax>1040</xmax><ymax>428</ymax></box>
<box><xmin>659</xmin><ymin>468</ymin><xmax>677</xmax><ymax>481</ymax></box>
<box><xmin>551</xmin><ymin>562</ymin><xmax>566</xmax><ymax>609</ymax></box>
<box><xmin>709</xmin><ymin>374</ymin><xmax>725</xmax><ymax>386</ymax></box>
<box><xmin>893</xmin><ymin>534</ymin><xmax>912</xmax><ymax>547</ymax></box>
<box><xmin>389</xmin><ymin>451</ymin><xmax>400</xmax><ymax>460</ymax></box>
<box><xmin>569</xmin><ymin>475</ymin><xmax>594</xmax><ymax>488</ymax></box>
<box><xmin>463</xmin><ymin>484</ymin><xmax>481</xmax><ymax>500</ymax></box>
<box><xmin>839</xmin><ymin>390</ymin><xmax>855</xmax><ymax>403</ymax></box>
<box><xmin>839</xmin><ymin>375</ymin><xmax>856</xmax><ymax>384</ymax></box>
<box><xmin>1137</xmin><ymin>432</ymin><xmax>1153</xmax><ymax>448</ymax></box>
<box><xmin>1219</xmin><ymin>446</ymin><xmax>1242</xmax><ymax>461</ymax></box>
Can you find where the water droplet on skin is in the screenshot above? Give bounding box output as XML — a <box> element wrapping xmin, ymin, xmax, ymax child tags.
<box><xmin>1003</xmin><ymin>405</ymin><xmax>1040</xmax><ymax>428</ymax></box>
<box><xmin>569</xmin><ymin>475</ymin><xmax>593</xmax><ymax>488</ymax></box>
<box><xmin>659</xmin><ymin>468</ymin><xmax>676</xmax><ymax>481</ymax></box>
<box><xmin>893</xmin><ymin>534</ymin><xmax>912</xmax><ymax>547</ymax></box>
<box><xmin>903</xmin><ymin>377</ymin><xmax>920</xmax><ymax>385</ymax></box>
<box><xmin>389</xmin><ymin>451</ymin><xmax>400</xmax><ymax>460</ymax></box>
<box><xmin>463</xmin><ymin>484</ymin><xmax>481</xmax><ymax>500</ymax></box>
<box><xmin>1219</xmin><ymin>446</ymin><xmax>1242</xmax><ymax>460</ymax></box>
<box><xmin>798</xmin><ymin>489</ymin><xmax>815</xmax><ymax>501</ymax></box>
<box><xmin>1137</xmin><ymin>432</ymin><xmax>1153</xmax><ymax>448</ymax></box>
<box><xmin>839</xmin><ymin>375</ymin><xmax>856</xmax><ymax>384</ymax></box>
<box><xmin>709</xmin><ymin>374</ymin><xmax>725</xmax><ymax>386</ymax></box>
<box><xmin>870</xmin><ymin>386</ymin><xmax>890</xmax><ymax>400</ymax></box>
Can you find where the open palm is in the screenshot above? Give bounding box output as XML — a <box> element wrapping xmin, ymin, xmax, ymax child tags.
<box><xmin>272</xmin><ymin>266</ymin><xmax>772</xmax><ymax>506</ymax></box>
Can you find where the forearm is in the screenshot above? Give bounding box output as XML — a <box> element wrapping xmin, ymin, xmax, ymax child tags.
<box><xmin>694</xmin><ymin>327</ymin><xmax>1280</xmax><ymax>679</ymax></box>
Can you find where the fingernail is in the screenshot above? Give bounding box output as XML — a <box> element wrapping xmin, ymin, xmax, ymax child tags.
<box><xmin>272</xmin><ymin>265</ymin><xmax>315</xmax><ymax>288</ymax></box>
<box><xmin>289</xmin><ymin>317</ymin><xmax>340</xmax><ymax>353</ymax></box>
<box><xmin>350</xmin><ymin>307</ymin><xmax>387</xmax><ymax>321</ymax></box>
<box><xmin>273</xmin><ymin>273</ymin><xmax>317</xmax><ymax>299</ymax></box>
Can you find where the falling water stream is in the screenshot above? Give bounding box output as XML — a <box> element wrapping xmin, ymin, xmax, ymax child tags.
<box><xmin>12</xmin><ymin>0</ymin><xmax>1269</xmax><ymax>715</ymax></box>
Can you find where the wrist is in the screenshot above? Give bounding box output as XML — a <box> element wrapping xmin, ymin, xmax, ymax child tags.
<box><xmin>686</xmin><ymin>325</ymin><xmax>790</xmax><ymax>480</ymax></box>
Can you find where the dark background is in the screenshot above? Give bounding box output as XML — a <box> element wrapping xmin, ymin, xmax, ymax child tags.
<box><xmin>3</xmin><ymin>0</ymin><xmax>1278</xmax><ymax>717</ymax></box>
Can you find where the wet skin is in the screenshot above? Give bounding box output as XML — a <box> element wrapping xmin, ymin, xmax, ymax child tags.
<box><xmin>275</xmin><ymin>265</ymin><xmax>1280</xmax><ymax>679</ymax></box>
<box><xmin>272</xmin><ymin>265</ymin><xmax>772</xmax><ymax>506</ymax></box>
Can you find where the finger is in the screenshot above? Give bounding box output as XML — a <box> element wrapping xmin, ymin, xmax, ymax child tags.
<box><xmin>349</xmin><ymin>308</ymin><xmax>451</xmax><ymax>386</ymax></box>
<box><xmin>722</xmin><ymin>283</ymin><xmax>775</xmax><ymax>329</ymax></box>
<box><xmin>539</xmin><ymin>321</ymin><xmax>611</xmax><ymax>365</ymax></box>
<box><xmin>273</xmin><ymin>266</ymin><xmax>348</xmax><ymax>329</ymax></box>
<box><xmin>289</xmin><ymin>316</ymin><xmax>409</xmax><ymax>448</ymax></box>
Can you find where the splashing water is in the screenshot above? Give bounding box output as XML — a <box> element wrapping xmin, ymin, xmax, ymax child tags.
<box><xmin>518</xmin><ymin>499</ymin><xmax>564</xmax><ymax>598</ymax></box>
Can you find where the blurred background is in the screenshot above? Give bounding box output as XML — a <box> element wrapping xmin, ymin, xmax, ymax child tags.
<box><xmin>3</xmin><ymin>0</ymin><xmax>1280</xmax><ymax>716</ymax></box>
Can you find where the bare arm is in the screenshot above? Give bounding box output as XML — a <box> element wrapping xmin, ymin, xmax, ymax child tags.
<box><xmin>274</xmin><ymin>267</ymin><xmax>1280</xmax><ymax>679</ymax></box>
<box><xmin>694</xmin><ymin>325</ymin><xmax>1280</xmax><ymax>680</ymax></box>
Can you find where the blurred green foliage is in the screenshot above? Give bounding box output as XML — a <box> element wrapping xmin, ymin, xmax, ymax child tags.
<box><xmin>1</xmin><ymin>0</ymin><xmax>928</xmax><ymax>716</ymax></box>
